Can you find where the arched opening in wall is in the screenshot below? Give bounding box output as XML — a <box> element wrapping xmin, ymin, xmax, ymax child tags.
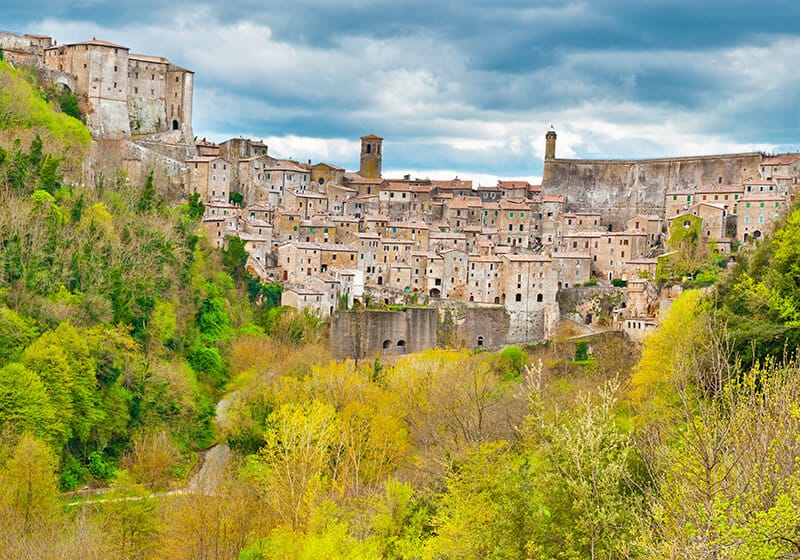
<box><xmin>329</xmin><ymin>306</ymin><xmax>334</xmax><ymax>316</ymax></box>
<box><xmin>366</xmin><ymin>144</ymin><xmax>372</xmax><ymax>154</ymax></box>
<box><xmin>172</xmin><ymin>119</ymin><xmax>179</xmax><ymax>130</ymax></box>
<box><xmin>469</xmin><ymin>295</ymin><xmax>474</xmax><ymax>302</ymax></box>
<box><xmin>430</xmin><ymin>288</ymin><xmax>441</xmax><ymax>298</ymax></box>
<box><xmin>397</xmin><ymin>340</ymin><xmax>406</xmax><ymax>352</ymax></box>
<box><xmin>377</xmin><ymin>276</ymin><xmax>383</xmax><ymax>285</ymax></box>
<box><xmin>501</xmin><ymin>293</ymin><xmax>506</xmax><ymax>304</ymax></box>
<box><xmin>515</xmin><ymin>293</ymin><xmax>522</xmax><ymax>302</ymax></box>
<box><xmin>494</xmin><ymin>296</ymin><xmax>500</xmax><ymax>304</ymax></box>
<box><xmin>382</xmin><ymin>340</ymin><xmax>391</xmax><ymax>349</ymax></box>
<box><xmin>282</xmin><ymin>271</ymin><xmax>288</xmax><ymax>281</ymax></box>
<box><xmin>536</xmin><ymin>293</ymin><xmax>543</xmax><ymax>302</ymax></box>
<box><xmin>477</xmin><ymin>336</ymin><xmax>484</xmax><ymax>347</ymax></box>
<box><xmin>585</xmin><ymin>313</ymin><xmax>593</xmax><ymax>325</ymax></box>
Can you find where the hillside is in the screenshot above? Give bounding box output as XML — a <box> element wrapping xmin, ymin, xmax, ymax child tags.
<box><xmin>4</xmin><ymin>59</ymin><xmax>800</xmax><ymax>559</ymax></box>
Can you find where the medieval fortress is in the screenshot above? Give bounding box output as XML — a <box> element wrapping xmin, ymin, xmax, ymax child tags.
<box><xmin>4</xmin><ymin>31</ymin><xmax>800</xmax><ymax>356</ymax></box>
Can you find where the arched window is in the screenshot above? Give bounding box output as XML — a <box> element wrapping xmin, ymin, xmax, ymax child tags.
<box><xmin>515</xmin><ymin>293</ymin><xmax>522</xmax><ymax>302</ymax></box>
<box><xmin>172</xmin><ymin>119</ymin><xmax>179</xmax><ymax>130</ymax></box>
<box><xmin>382</xmin><ymin>340</ymin><xmax>391</xmax><ymax>349</ymax></box>
<box><xmin>536</xmin><ymin>293</ymin><xmax>543</xmax><ymax>302</ymax></box>
<box><xmin>477</xmin><ymin>336</ymin><xmax>484</xmax><ymax>347</ymax></box>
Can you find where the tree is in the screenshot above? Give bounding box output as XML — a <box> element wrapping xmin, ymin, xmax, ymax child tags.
<box><xmin>59</xmin><ymin>90</ymin><xmax>81</xmax><ymax>120</ymax></box>
<box><xmin>0</xmin><ymin>363</ymin><xmax>64</xmax><ymax>444</ymax></box>
<box><xmin>222</xmin><ymin>235</ymin><xmax>249</xmax><ymax>281</ymax></box>
<box><xmin>525</xmin><ymin>373</ymin><xmax>643</xmax><ymax>559</ymax></box>
<box><xmin>0</xmin><ymin>433</ymin><xmax>60</xmax><ymax>536</ymax></box>
<box><xmin>97</xmin><ymin>471</ymin><xmax>161</xmax><ymax>559</ymax></box>
<box><xmin>252</xmin><ymin>400</ymin><xmax>338</xmax><ymax>528</ymax></box>
<box><xmin>125</xmin><ymin>430</ymin><xmax>179</xmax><ymax>490</ymax></box>
<box><xmin>0</xmin><ymin>306</ymin><xmax>38</xmax><ymax>364</ymax></box>
<box><xmin>137</xmin><ymin>170</ymin><xmax>157</xmax><ymax>213</ymax></box>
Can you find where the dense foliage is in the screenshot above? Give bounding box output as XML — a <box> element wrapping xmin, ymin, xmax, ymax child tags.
<box><xmin>5</xmin><ymin>56</ymin><xmax>800</xmax><ymax>559</ymax></box>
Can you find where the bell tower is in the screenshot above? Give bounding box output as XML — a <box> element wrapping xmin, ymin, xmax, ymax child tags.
<box><xmin>359</xmin><ymin>134</ymin><xmax>383</xmax><ymax>179</ymax></box>
<box><xmin>545</xmin><ymin>126</ymin><xmax>557</xmax><ymax>160</ymax></box>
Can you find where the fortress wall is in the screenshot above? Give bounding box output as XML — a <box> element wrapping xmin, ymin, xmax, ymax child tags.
<box><xmin>330</xmin><ymin>307</ymin><xmax>439</xmax><ymax>359</ymax></box>
<box><xmin>542</xmin><ymin>152</ymin><xmax>762</xmax><ymax>228</ymax></box>
<box><xmin>331</xmin><ymin>304</ymin><xmax>551</xmax><ymax>359</ymax></box>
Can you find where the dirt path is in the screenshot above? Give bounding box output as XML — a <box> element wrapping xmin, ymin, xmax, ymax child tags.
<box><xmin>66</xmin><ymin>392</ymin><xmax>236</xmax><ymax>506</ymax></box>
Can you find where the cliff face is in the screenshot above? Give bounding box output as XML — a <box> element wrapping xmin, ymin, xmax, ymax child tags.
<box><xmin>542</xmin><ymin>152</ymin><xmax>762</xmax><ymax>227</ymax></box>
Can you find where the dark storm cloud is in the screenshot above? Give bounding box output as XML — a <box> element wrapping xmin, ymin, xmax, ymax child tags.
<box><xmin>5</xmin><ymin>0</ymin><xmax>799</xmax><ymax>179</ymax></box>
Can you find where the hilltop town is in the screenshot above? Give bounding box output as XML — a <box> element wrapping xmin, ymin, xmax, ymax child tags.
<box><xmin>4</xmin><ymin>31</ymin><xmax>799</xmax><ymax>355</ymax></box>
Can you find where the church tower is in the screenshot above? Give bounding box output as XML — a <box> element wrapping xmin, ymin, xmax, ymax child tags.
<box><xmin>359</xmin><ymin>134</ymin><xmax>383</xmax><ymax>179</ymax></box>
<box><xmin>545</xmin><ymin>126</ymin><xmax>557</xmax><ymax>160</ymax></box>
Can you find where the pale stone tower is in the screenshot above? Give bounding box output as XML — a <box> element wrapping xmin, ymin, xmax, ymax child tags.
<box><xmin>545</xmin><ymin>126</ymin><xmax>557</xmax><ymax>160</ymax></box>
<box><xmin>359</xmin><ymin>134</ymin><xmax>383</xmax><ymax>179</ymax></box>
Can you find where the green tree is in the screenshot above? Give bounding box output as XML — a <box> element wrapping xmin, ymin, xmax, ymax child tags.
<box><xmin>98</xmin><ymin>471</ymin><xmax>161</xmax><ymax>559</ymax></box>
<box><xmin>0</xmin><ymin>306</ymin><xmax>38</xmax><ymax>364</ymax></box>
<box><xmin>0</xmin><ymin>433</ymin><xmax>60</xmax><ymax>536</ymax></box>
<box><xmin>229</xmin><ymin>190</ymin><xmax>244</xmax><ymax>206</ymax></box>
<box><xmin>185</xmin><ymin>192</ymin><xmax>204</xmax><ymax>220</ymax></box>
<box><xmin>137</xmin><ymin>170</ymin><xmax>157</xmax><ymax>213</ymax></box>
<box><xmin>223</xmin><ymin>235</ymin><xmax>249</xmax><ymax>281</ymax></box>
<box><xmin>59</xmin><ymin>90</ymin><xmax>81</xmax><ymax>120</ymax></box>
<box><xmin>525</xmin><ymin>375</ymin><xmax>643</xmax><ymax>559</ymax></box>
<box><xmin>0</xmin><ymin>363</ymin><xmax>63</xmax><ymax>444</ymax></box>
<box><xmin>37</xmin><ymin>153</ymin><xmax>61</xmax><ymax>193</ymax></box>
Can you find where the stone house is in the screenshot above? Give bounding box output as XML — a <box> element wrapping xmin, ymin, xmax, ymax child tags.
<box><xmin>737</xmin><ymin>194</ymin><xmax>787</xmax><ymax>242</ymax></box>
<box><xmin>429</xmin><ymin>231</ymin><xmax>468</xmax><ymax>253</ymax></box>
<box><xmin>187</xmin><ymin>156</ymin><xmax>232</xmax><ymax>203</ymax></box>
<box><xmin>441</xmin><ymin>249</ymin><xmax>468</xmax><ymax>299</ymax></box>
<box><xmin>277</xmin><ymin>242</ymin><xmax>324</xmax><ymax>283</ymax></box>
<box><xmin>311</xmin><ymin>162</ymin><xmax>345</xmax><ymax>187</ymax></box>
<box><xmin>552</xmin><ymin>253</ymin><xmax>592</xmax><ymax>288</ymax></box>
<box><xmin>325</xmin><ymin>183</ymin><xmax>357</xmax><ymax>215</ymax></box>
<box><xmin>344</xmin><ymin>194</ymin><xmax>379</xmax><ymax>218</ymax></box>
<box><xmin>591</xmin><ymin>230</ymin><xmax>649</xmax><ymax>281</ymax></box>
<box><xmin>285</xmin><ymin>188</ymin><xmax>328</xmax><ymax>219</ymax></box>
<box><xmin>626</xmin><ymin>215</ymin><xmax>664</xmax><ymax>245</ymax></box>
<box><xmin>353</xmin><ymin>232</ymin><xmax>381</xmax><ymax>286</ymax></box>
<box><xmin>466</xmin><ymin>255</ymin><xmax>503</xmax><ymax>303</ymax></box>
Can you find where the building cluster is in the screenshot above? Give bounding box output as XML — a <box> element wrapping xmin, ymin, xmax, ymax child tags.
<box><xmin>191</xmin><ymin>132</ymin><xmax>800</xmax><ymax>345</ymax></box>
<box><xmin>5</xmin><ymin>30</ymin><xmax>800</xmax><ymax>345</ymax></box>
<box><xmin>665</xmin><ymin>154</ymin><xmax>798</xmax><ymax>247</ymax></box>
<box><xmin>0</xmin><ymin>31</ymin><xmax>194</xmax><ymax>147</ymax></box>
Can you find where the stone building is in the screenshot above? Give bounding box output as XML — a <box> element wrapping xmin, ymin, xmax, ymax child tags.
<box><xmin>737</xmin><ymin>194</ymin><xmax>787</xmax><ymax>242</ymax></box>
<box><xmin>186</xmin><ymin>156</ymin><xmax>232</xmax><ymax>203</ymax></box>
<box><xmin>41</xmin><ymin>38</ymin><xmax>194</xmax><ymax>145</ymax></box>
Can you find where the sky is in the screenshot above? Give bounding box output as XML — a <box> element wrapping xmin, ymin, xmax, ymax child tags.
<box><xmin>4</xmin><ymin>0</ymin><xmax>799</xmax><ymax>185</ymax></box>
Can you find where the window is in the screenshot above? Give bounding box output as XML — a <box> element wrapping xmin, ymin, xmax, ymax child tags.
<box><xmin>744</xmin><ymin>216</ymin><xmax>750</xmax><ymax>224</ymax></box>
<box><xmin>515</xmin><ymin>293</ymin><xmax>522</xmax><ymax>302</ymax></box>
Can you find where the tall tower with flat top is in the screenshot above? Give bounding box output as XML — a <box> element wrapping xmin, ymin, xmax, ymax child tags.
<box><xmin>359</xmin><ymin>134</ymin><xmax>383</xmax><ymax>179</ymax></box>
<box><xmin>545</xmin><ymin>126</ymin><xmax>557</xmax><ymax>160</ymax></box>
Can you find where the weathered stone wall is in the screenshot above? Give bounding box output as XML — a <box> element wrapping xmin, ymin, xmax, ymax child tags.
<box><xmin>331</xmin><ymin>303</ymin><xmax>554</xmax><ymax>358</ymax></box>
<box><xmin>557</xmin><ymin>286</ymin><xmax>624</xmax><ymax>324</ymax></box>
<box><xmin>330</xmin><ymin>307</ymin><xmax>438</xmax><ymax>359</ymax></box>
<box><xmin>542</xmin><ymin>153</ymin><xmax>762</xmax><ymax>229</ymax></box>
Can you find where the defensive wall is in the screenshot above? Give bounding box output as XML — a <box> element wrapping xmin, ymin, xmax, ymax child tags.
<box><xmin>542</xmin><ymin>152</ymin><xmax>762</xmax><ymax>228</ymax></box>
<box><xmin>330</xmin><ymin>302</ymin><xmax>556</xmax><ymax>359</ymax></box>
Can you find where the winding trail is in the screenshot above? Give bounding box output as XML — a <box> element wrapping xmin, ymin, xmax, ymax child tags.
<box><xmin>66</xmin><ymin>393</ymin><xmax>235</xmax><ymax>506</ymax></box>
